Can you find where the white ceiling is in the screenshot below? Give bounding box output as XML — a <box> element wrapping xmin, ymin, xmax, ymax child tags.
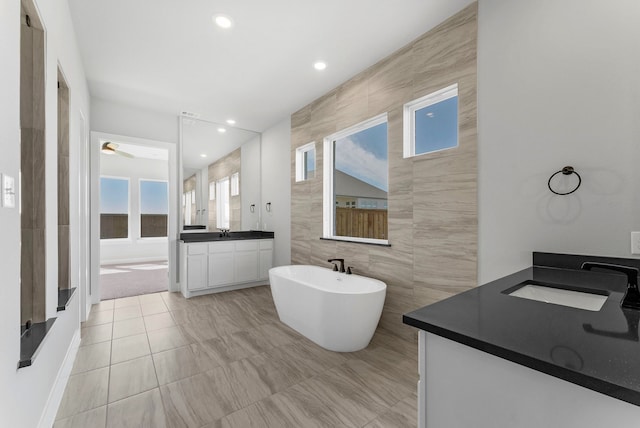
<box><xmin>68</xmin><ymin>0</ymin><xmax>474</xmax><ymax>132</ymax></box>
<box><xmin>99</xmin><ymin>140</ymin><xmax>168</xmax><ymax>160</ymax></box>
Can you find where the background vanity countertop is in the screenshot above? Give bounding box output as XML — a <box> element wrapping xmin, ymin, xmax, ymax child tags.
<box><xmin>180</xmin><ymin>230</ymin><xmax>274</xmax><ymax>243</ymax></box>
<box><xmin>404</xmin><ymin>252</ymin><xmax>640</xmax><ymax>407</ymax></box>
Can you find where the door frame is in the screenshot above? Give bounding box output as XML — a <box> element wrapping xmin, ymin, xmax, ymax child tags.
<box><xmin>90</xmin><ymin>131</ymin><xmax>178</xmax><ymax>303</ymax></box>
<box><xmin>78</xmin><ymin>109</ymin><xmax>91</xmax><ymax>319</ymax></box>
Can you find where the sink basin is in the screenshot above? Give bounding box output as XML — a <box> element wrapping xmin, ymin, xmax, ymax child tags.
<box><xmin>508</xmin><ymin>281</ymin><xmax>607</xmax><ymax>311</ymax></box>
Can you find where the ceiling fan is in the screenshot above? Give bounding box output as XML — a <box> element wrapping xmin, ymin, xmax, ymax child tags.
<box><xmin>101</xmin><ymin>142</ymin><xmax>134</xmax><ymax>158</ymax></box>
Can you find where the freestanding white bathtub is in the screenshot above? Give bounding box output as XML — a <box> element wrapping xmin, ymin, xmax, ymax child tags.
<box><xmin>269</xmin><ymin>265</ymin><xmax>387</xmax><ymax>352</ymax></box>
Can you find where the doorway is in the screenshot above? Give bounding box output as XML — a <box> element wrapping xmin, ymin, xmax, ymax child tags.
<box><xmin>90</xmin><ymin>132</ymin><xmax>177</xmax><ymax>303</ymax></box>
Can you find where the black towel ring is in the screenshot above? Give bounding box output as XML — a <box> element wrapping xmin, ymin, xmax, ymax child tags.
<box><xmin>548</xmin><ymin>166</ymin><xmax>581</xmax><ymax>195</ymax></box>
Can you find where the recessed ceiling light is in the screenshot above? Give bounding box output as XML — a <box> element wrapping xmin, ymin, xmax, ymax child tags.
<box><xmin>226</xmin><ymin>119</ymin><xmax>236</xmax><ymax>125</ymax></box>
<box><xmin>314</xmin><ymin>61</ymin><xmax>327</xmax><ymax>71</ymax></box>
<box><xmin>217</xmin><ymin>127</ymin><xmax>227</xmax><ymax>133</ymax></box>
<box><xmin>200</xmin><ymin>154</ymin><xmax>207</xmax><ymax>158</ymax></box>
<box><xmin>213</xmin><ymin>14</ymin><xmax>233</xmax><ymax>29</ymax></box>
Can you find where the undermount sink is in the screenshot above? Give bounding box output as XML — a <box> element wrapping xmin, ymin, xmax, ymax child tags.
<box><xmin>508</xmin><ymin>281</ymin><xmax>608</xmax><ymax>311</ymax></box>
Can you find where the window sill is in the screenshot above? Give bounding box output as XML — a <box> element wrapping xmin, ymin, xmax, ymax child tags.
<box><xmin>57</xmin><ymin>287</ymin><xmax>77</xmax><ymax>311</ymax></box>
<box><xmin>100</xmin><ymin>238</ymin><xmax>132</xmax><ymax>244</ymax></box>
<box><xmin>137</xmin><ymin>237</ymin><xmax>168</xmax><ymax>242</ymax></box>
<box><xmin>320</xmin><ymin>237</ymin><xmax>391</xmax><ymax>247</ymax></box>
<box><xmin>19</xmin><ymin>318</ymin><xmax>57</xmax><ymax>369</ymax></box>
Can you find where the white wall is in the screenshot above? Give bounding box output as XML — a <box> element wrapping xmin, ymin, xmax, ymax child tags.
<box><xmin>0</xmin><ymin>0</ymin><xmax>91</xmax><ymax>426</ymax></box>
<box><xmin>100</xmin><ymin>154</ymin><xmax>169</xmax><ymax>264</ymax></box>
<box><xmin>261</xmin><ymin>118</ymin><xmax>292</xmax><ymax>267</ymax></box>
<box><xmin>91</xmin><ymin>97</ymin><xmax>179</xmax><ymax>144</ymax></box>
<box><xmin>477</xmin><ymin>0</ymin><xmax>640</xmax><ymax>283</ymax></box>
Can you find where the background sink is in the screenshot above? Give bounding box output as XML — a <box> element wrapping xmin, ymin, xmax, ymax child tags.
<box><xmin>509</xmin><ymin>282</ymin><xmax>607</xmax><ymax>311</ymax></box>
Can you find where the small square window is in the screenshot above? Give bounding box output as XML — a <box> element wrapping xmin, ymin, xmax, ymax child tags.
<box><xmin>403</xmin><ymin>83</ymin><xmax>458</xmax><ymax>158</ymax></box>
<box><xmin>295</xmin><ymin>142</ymin><xmax>316</xmax><ymax>182</ymax></box>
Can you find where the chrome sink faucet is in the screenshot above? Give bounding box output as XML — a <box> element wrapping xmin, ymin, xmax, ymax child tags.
<box><xmin>328</xmin><ymin>258</ymin><xmax>345</xmax><ymax>273</ymax></box>
<box><xmin>581</xmin><ymin>262</ymin><xmax>640</xmax><ymax>309</ymax></box>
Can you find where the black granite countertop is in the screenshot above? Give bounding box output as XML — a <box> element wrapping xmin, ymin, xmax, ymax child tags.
<box><xmin>403</xmin><ymin>252</ymin><xmax>640</xmax><ymax>406</ymax></box>
<box><xmin>180</xmin><ymin>230</ymin><xmax>274</xmax><ymax>243</ymax></box>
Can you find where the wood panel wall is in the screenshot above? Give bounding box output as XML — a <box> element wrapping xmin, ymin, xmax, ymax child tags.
<box><xmin>290</xmin><ymin>3</ymin><xmax>478</xmax><ymax>341</ymax></box>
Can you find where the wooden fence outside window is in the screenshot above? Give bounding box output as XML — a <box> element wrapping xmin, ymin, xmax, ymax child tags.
<box><xmin>335</xmin><ymin>207</ymin><xmax>387</xmax><ymax>240</ymax></box>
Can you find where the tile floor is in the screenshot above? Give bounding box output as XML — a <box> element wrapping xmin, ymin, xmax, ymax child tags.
<box><xmin>54</xmin><ymin>286</ymin><xmax>418</xmax><ymax>427</ymax></box>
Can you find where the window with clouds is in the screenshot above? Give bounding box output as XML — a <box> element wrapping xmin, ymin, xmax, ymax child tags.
<box><xmin>404</xmin><ymin>83</ymin><xmax>458</xmax><ymax>158</ymax></box>
<box><xmin>323</xmin><ymin>114</ymin><xmax>388</xmax><ymax>244</ymax></box>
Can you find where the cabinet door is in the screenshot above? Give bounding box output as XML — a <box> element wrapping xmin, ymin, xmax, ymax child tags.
<box><xmin>209</xmin><ymin>253</ymin><xmax>235</xmax><ymax>287</ymax></box>
<box><xmin>235</xmin><ymin>251</ymin><xmax>259</xmax><ymax>283</ymax></box>
<box><xmin>187</xmin><ymin>254</ymin><xmax>208</xmax><ymax>290</ymax></box>
<box><xmin>259</xmin><ymin>250</ymin><xmax>273</xmax><ymax>280</ymax></box>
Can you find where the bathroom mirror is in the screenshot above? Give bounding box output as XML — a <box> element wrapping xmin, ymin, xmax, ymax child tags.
<box><xmin>180</xmin><ymin>117</ymin><xmax>261</xmax><ymax>231</ymax></box>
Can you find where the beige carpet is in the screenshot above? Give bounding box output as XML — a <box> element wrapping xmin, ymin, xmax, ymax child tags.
<box><xmin>100</xmin><ymin>261</ymin><xmax>168</xmax><ymax>300</ymax></box>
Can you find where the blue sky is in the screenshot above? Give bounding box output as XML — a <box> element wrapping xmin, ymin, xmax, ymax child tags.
<box><xmin>335</xmin><ymin>122</ymin><xmax>388</xmax><ymax>192</ymax></box>
<box><xmin>305</xmin><ymin>149</ymin><xmax>315</xmax><ymax>174</ymax></box>
<box><xmin>100</xmin><ymin>178</ymin><xmax>128</xmax><ymax>214</ymax></box>
<box><xmin>415</xmin><ymin>96</ymin><xmax>458</xmax><ymax>154</ymax></box>
<box><xmin>141</xmin><ymin>181</ymin><xmax>168</xmax><ymax>214</ymax></box>
<box><xmin>101</xmin><ymin>178</ymin><xmax>168</xmax><ymax>214</ymax></box>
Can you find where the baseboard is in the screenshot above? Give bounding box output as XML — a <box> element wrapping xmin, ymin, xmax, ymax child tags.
<box><xmin>38</xmin><ymin>328</ymin><xmax>81</xmax><ymax>428</ymax></box>
<box><xmin>182</xmin><ymin>280</ymin><xmax>269</xmax><ymax>298</ymax></box>
<box><xmin>101</xmin><ymin>257</ymin><xmax>168</xmax><ymax>265</ymax></box>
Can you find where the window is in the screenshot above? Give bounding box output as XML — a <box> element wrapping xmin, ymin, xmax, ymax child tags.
<box><xmin>183</xmin><ymin>190</ymin><xmax>195</xmax><ymax>225</ymax></box>
<box><xmin>295</xmin><ymin>142</ymin><xmax>316</xmax><ymax>182</ymax></box>
<box><xmin>323</xmin><ymin>114</ymin><xmax>388</xmax><ymax>244</ymax></box>
<box><xmin>403</xmin><ymin>83</ymin><xmax>458</xmax><ymax>158</ymax></box>
<box><xmin>100</xmin><ymin>177</ymin><xmax>129</xmax><ymax>239</ymax></box>
<box><xmin>216</xmin><ymin>177</ymin><xmax>230</xmax><ymax>229</ymax></box>
<box><xmin>140</xmin><ymin>180</ymin><xmax>168</xmax><ymax>238</ymax></box>
<box><xmin>209</xmin><ymin>181</ymin><xmax>215</xmax><ymax>200</ymax></box>
<box><xmin>231</xmin><ymin>172</ymin><xmax>239</xmax><ymax>196</ymax></box>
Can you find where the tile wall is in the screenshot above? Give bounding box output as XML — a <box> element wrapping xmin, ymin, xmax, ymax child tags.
<box><xmin>20</xmin><ymin>9</ymin><xmax>47</xmax><ymax>324</ymax></box>
<box><xmin>290</xmin><ymin>3</ymin><xmax>478</xmax><ymax>340</ymax></box>
<box><xmin>58</xmin><ymin>72</ymin><xmax>70</xmax><ymax>290</ymax></box>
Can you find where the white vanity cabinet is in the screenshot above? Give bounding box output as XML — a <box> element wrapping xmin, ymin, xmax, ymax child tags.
<box><xmin>208</xmin><ymin>242</ymin><xmax>235</xmax><ymax>287</ymax></box>
<box><xmin>234</xmin><ymin>241</ymin><xmax>259</xmax><ymax>283</ymax></box>
<box><xmin>418</xmin><ymin>331</ymin><xmax>640</xmax><ymax>428</ymax></box>
<box><xmin>185</xmin><ymin>243</ymin><xmax>208</xmax><ymax>291</ymax></box>
<box><xmin>258</xmin><ymin>240</ymin><xmax>274</xmax><ymax>279</ymax></box>
<box><xmin>180</xmin><ymin>239</ymin><xmax>273</xmax><ymax>298</ymax></box>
